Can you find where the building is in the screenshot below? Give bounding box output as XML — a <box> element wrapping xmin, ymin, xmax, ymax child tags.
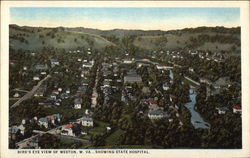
<box><xmin>124</xmin><ymin>70</ymin><xmax>142</xmax><ymax>84</ymax></box>
<box><xmin>52</xmin><ymin>114</ymin><xmax>61</xmax><ymax>122</ymax></box>
<box><xmin>38</xmin><ymin>118</ymin><xmax>49</xmax><ymax>128</ymax></box>
<box><xmin>162</xmin><ymin>83</ymin><xmax>169</xmax><ymax>91</ymax></box>
<box><xmin>148</xmin><ymin>110</ymin><xmax>168</xmax><ymax>120</ymax></box>
<box><xmin>50</xmin><ymin>58</ymin><xmax>59</xmax><ymax>67</ymax></box>
<box><xmin>74</xmin><ymin>98</ymin><xmax>83</xmax><ymax>109</ymax></box>
<box><xmin>232</xmin><ymin>105</ymin><xmax>242</xmax><ymax>114</ymax></box>
<box><xmin>216</xmin><ymin>107</ymin><xmax>230</xmax><ymax>115</ymax></box>
<box><xmin>18</xmin><ymin>124</ymin><xmax>26</xmax><ymax>135</ymax></box>
<box><xmin>82</xmin><ymin>62</ymin><xmax>93</xmax><ymax>68</ymax></box>
<box><xmin>77</xmin><ymin>116</ymin><xmax>93</xmax><ymax>127</ymax></box>
<box><xmin>61</xmin><ymin>124</ymin><xmax>75</xmax><ymax>137</ymax></box>
<box><xmin>9</xmin><ymin>126</ymin><xmax>21</xmax><ymax>140</ymax></box>
<box><xmin>13</xmin><ymin>92</ymin><xmax>20</xmax><ymax>98</ymax></box>
<box><xmin>46</xmin><ymin>115</ymin><xmax>56</xmax><ymax>124</ymax></box>
<box><xmin>33</xmin><ymin>76</ymin><xmax>40</xmax><ymax>81</ymax></box>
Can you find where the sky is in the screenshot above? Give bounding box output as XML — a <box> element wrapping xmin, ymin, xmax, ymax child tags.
<box><xmin>10</xmin><ymin>7</ymin><xmax>240</xmax><ymax>30</ymax></box>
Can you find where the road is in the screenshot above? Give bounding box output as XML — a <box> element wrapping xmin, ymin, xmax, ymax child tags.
<box><xmin>11</xmin><ymin>75</ymin><xmax>51</xmax><ymax>108</ymax></box>
<box><xmin>91</xmin><ymin>69</ymin><xmax>99</xmax><ymax>108</ymax></box>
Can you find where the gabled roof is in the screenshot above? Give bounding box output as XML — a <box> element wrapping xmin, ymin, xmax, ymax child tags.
<box><xmin>79</xmin><ymin>116</ymin><xmax>93</xmax><ymax>121</ymax></box>
<box><xmin>46</xmin><ymin>115</ymin><xmax>55</xmax><ymax>120</ymax></box>
<box><xmin>9</xmin><ymin>127</ymin><xmax>20</xmax><ymax>133</ymax></box>
<box><xmin>52</xmin><ymin>113</ymin><xmax>61</xmax><ymax>119</ymax></box>
<box><xmin>38</xmin><ymin>117</ymin><xmax>48</xmax><ymax>123</ymax></box>
<box><xmin>65</xmin><ymin>124</ymin><xmax>73</xmax><ymax>129</ymax></box>
<box><xmin>232</xmin><ymin>105</ymin><xmax>241</xmax><ymax>109</ymax></box>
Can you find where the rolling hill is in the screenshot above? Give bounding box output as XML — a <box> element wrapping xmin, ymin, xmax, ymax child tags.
<box><xmin>9</xmin><ymin>24</ymin><xmax>241</xmax><ymax>54</ymax></box>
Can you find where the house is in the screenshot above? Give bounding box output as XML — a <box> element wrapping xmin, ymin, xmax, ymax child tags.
<box><xmin>103</xmin><ymin>81</ymin><xmax>111</xmax><ymax>87</ymax></box>
<box><xmin>46</xmin><ymin>115</ymin><xmax>56</xmax><ymax>124</ymax></box>
<box><xmin>21</xmin><ymin>118</ymin><xmax>29</xmax><ymax>125</ymax></box>
<box><xmin>50</xmin><ymin>94</ymin><xmax>57</xmax><ymax>100</ymax></box>
<box><xmin>189</xmin><ymin>67</ymin><xmax>194</xmax><ymax>72</ymax></box>
<box><xmin>216</xmin><ymin>107</ymin><xmax>230</xmax><ymax>115</ymax></box>
<box><xmin>9</xmin><ymin>126</ymin><xmax>21</xmax><ymax>140</ymax></box>
<box><xmin>13</xmin><ymin>92</ymin><xmax>20</xmax><ymax>98</ymax></box>
<box><xmin>38</xmin><ymin>117</ymin><xmax>49</xmax><ymax>128</ymax></box>
<box><xmin>124</xmin><ymin>70</ymin><xmax>142</xmax><ymax>84</ymax></box>
<box><xmin>52</xmin><ymin>114</ymin><xmax>61</xmax><ymax>122</ymax></box>
<box><xmin>123</xmin><ymin>59</ymin><xmax>133</xmax><ymax>64</ymax></box>
<box><xmin>136</xmin><ymin>61</ymin><xmax>150</xmax><ymax>68</ymax></box>
<box><xmin>74</xmin><ymin>98</ymin><xmax>82</xmax><ymax>109</ymax></box>
<box><xmin>148</xmin><ymin>110</ymin><xmax>168</xmax><ymax>120</ymax></box>
<box><xmin>81</xmin><ymin>130</ymin><xmax>88</xmax><ymax>135</ymax></box>
<box><xmin>82</xmin><ymin>62</ymin><xmax>93</xmax><ymax>68</ymax></box>
<box><xmin>50</xmin><ymin>58</ymin><xmax>59</xmax><ymax>67</ymax></box>
<box><xmin>106</xmin><ymin>126</ymin><xmax>111</xmax><ymax>132</ymax></box>
<box><xmin>35</xmin><ymin>64</ymin><xmax>48</xmax><ymax>70</ymax></box>
<box><xmin>232</xmin><ymin>105</ymin><xmax>242</xmax><ymax>114</ymax></box>
<box><xmin>77</xmin><ymin>85</ymin><xmax>87</xmax><ymax>93</ymax></box>
<box><xmin>66</xmin><ymin>89</ymin><xmax>70</xmax><ymax>94</ymax></box>
<box><xmin>33</xmin><ymin>76</ymin><xmax>40</xmax><ymax>81</ymax></box>
<box><xmin>162</xmin><ymin>83</ymin><xmax>169</xmax><ymax>91</ymax></box>
<box><xmin>18</xmin><ymin>124</ymin><xmax>26</xmax><ymax>135</ymax></box>
<box><xmin>61</xmin><ymin>124</ymin><xmax>75</xmax><ymax>137</ymax></box>
<box><xmin>23</xmin><ymin>66</ymin><xmax>27</xmax><ymax>70</ymax></box>
<box><xmin>77</xmin><ymin>116</ymin><xmax>93</xmax><ymax>127</ymax></box>
<box><xmin>81</xmin><ymin>78</ymin><xmax>89</xmax><ymax>86</ymax></box>
<box><xmin>52</xmin><ymin>90</ymin><xmax>59</xmax><ymax>95</ymax></box>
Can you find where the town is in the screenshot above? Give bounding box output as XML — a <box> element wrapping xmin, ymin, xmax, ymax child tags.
<box><xmin>9</xmin><ymin>42</ymin><xmax>242</xmax><ymax>149</ymax></box>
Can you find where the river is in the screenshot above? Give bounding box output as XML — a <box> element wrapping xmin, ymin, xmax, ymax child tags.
<box><xmin>184</xmin><ymin>87</ymin><xmax>210</xmax><ymax>129</ymax></box>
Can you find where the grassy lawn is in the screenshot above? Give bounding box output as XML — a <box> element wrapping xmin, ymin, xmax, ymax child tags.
<box><xmin>94</xmin><ymin>120</ymin><xmax>109</xmax><ymax>127</ymax></box>
<box><xmin>88</xmin><ymin>127</ymin><xmax>106</xmax><ymax>136</ymax></box>
<box><xmin>105</xmin><ymin>129</ymin><xmax>125</xmax><ymax>146</ymax></box>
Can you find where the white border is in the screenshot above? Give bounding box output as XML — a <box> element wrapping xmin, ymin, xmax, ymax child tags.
<box><xmin>1</xmin><ymin>1</ymin><xmax>250</xmax><ymax>158</ymax></box>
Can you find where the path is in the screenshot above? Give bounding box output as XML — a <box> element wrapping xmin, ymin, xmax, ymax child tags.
<box><xmin>11</xmin><ymin>75</ymin><xmax>51</xmax><ymax>108</ymax></box>
<box><xmin>91</xmin><ymin>69</ymin><xmax>99</xmax><ymax>108</ymax></box>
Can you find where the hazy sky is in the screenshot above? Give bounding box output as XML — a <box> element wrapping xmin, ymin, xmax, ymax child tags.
<box><xmin>10</xmin><ymin>7</ymin><xmax>240</xmax><ymax>30</ymax></box>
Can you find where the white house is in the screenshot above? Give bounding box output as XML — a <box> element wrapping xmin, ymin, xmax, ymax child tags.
<box><xmin>61</xmin><ymin>124</ymin><xmax>75</xmax><ymax>137</ymax></box>
<box><xmin>38</xmin><ymin>118</ymin><xmax>49</xmax><ymax>128</ymax></box>
<box><xmin>232</xmin><ymin>105</ymin><xmax>242</xmax><ymax>114</ymax></box>
<box><xmin>216</xmin><ymin>107</ymin><xmax>229</xmax><ymax>115</ymax></box>
<box><xmin>40</xmin><ymin>72</ymin><xmax>47</xmax><ymax>75</ymax></box>
<box><xmin>74</xmin><ymin>98</ymin><xmax>82</xmax><ymax>109</ymax></box>
<box><xmin>162</xmin><ymin>83</ymin><xmax>169</xmax><ymax>91</ymax></box>
<box><xmin>33</xmin><ymin>76</ymin><xmax>40</xmax><ymax>81</ymax></box>
<box><xmin>123</xmin><ymin>59</ymin><xmax>133</xmax><ymax>64</ymax></box>
<box><xmin>13</xmin><ymin>92</ymin><xmax>20</xmax><ymax>98</ymax></box>
<box><xmin>77</xmin><ymin>116</ymin><xmax>93</xmax><ymax>127</ymax></box>
<box><xmin>18</xmin><ymin>124</ymin><xmax>26</xmax><ymax>135</ymax></box>
<box><xmin>148</xmin><ymin>110</ymin><xmax>168</xmax><ymax>120</ymax></box>
<box><xmin>82</xmin><ymin>62</ymin><xmax>93</xmax><ymax>68</ymax></box>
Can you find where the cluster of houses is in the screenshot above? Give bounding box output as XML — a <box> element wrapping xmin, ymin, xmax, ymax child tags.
<box><xmin>68</xmin><ymin>48</ymin><xmax>92</xmax><ymax>55</ymax></box>
<box><xmin>9</xmin><ymin>113</ymin><xmax>61</xmax><ymax>141</ymax></box>
<box><xmin>60</xmin><ymin>110</ymin><xmax>94</xmax><ymax>137</ymax></box>
<box><xmin>215</xmin><ymin>105</ymin><xmax>242</xmax><ymax>115</ymax></box>
<box><xmin>100</xmin><ymin>61</ymin><xmax>121</xmax><ymax>105</ymax></box>
<box><xmin>37</xmin><ymin>113</ymin><xmax>62</xmax><ymax>129</ymax></box>
<box><xmin>73</xmin><ymin>59</ymin><xmax>94</xmax><ymax>109</ymax></box>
